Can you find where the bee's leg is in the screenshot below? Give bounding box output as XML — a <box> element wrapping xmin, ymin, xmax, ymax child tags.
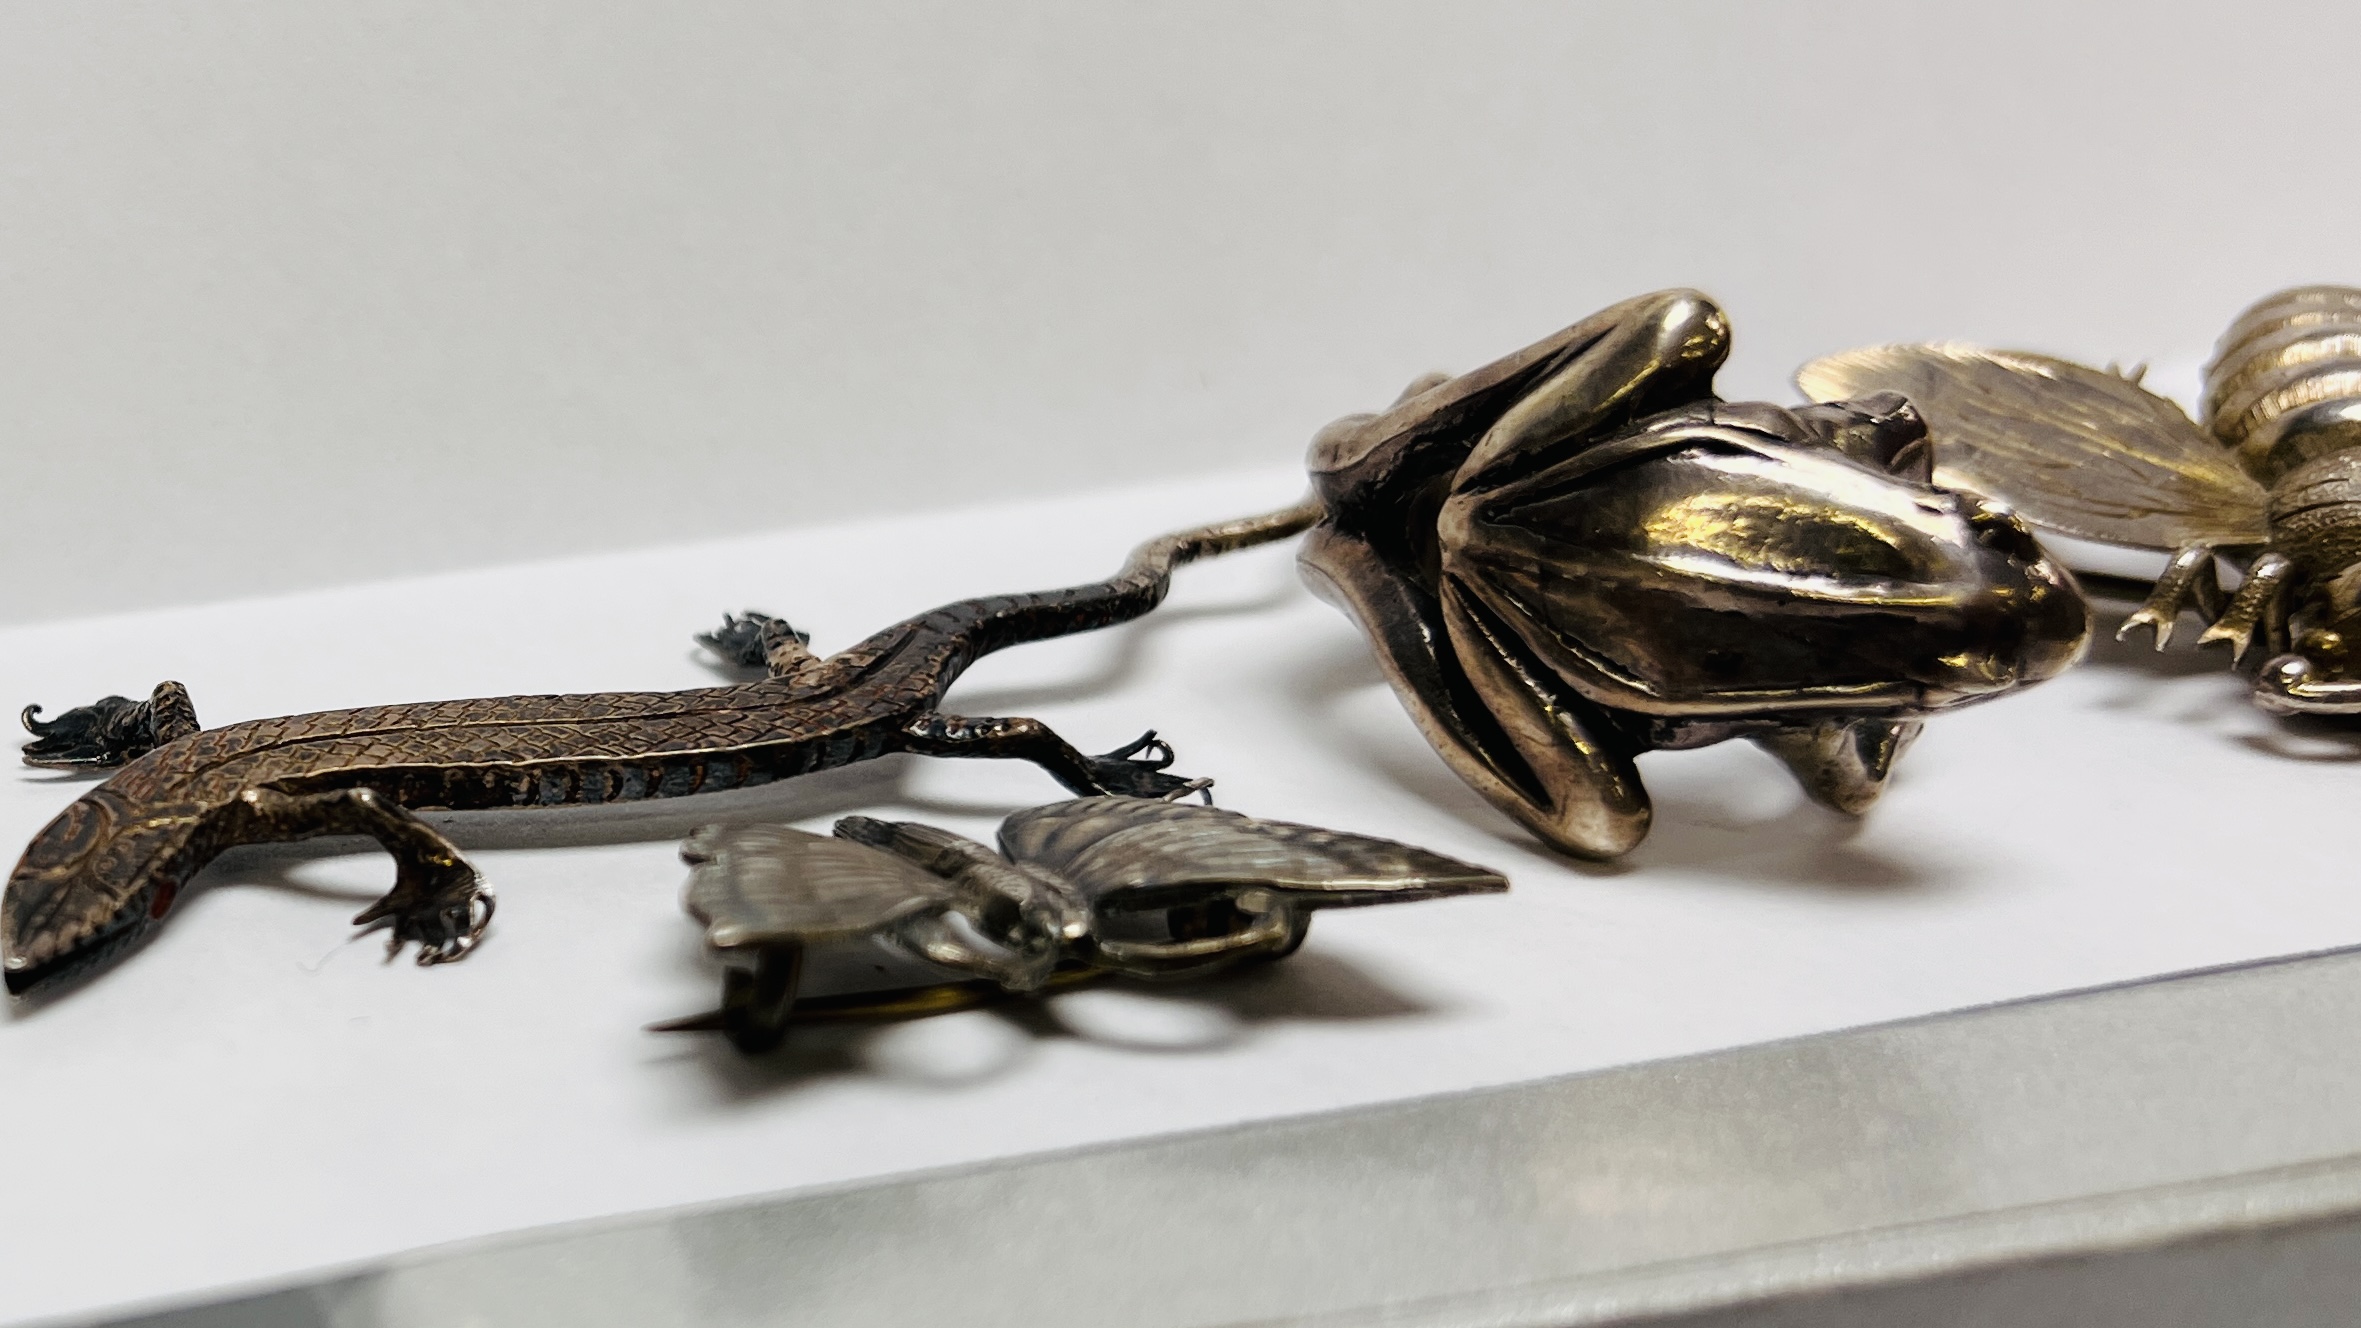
<box><xmin>1752</xmin><ymin>718</ymin><xmax>1923</xmax><ymax>816</ymax></box>
<box><xmin>2197</xmin><ymin>552</ymin><xmax>2297</xmax><ymax>664</ymax></box>
<box><xmin>2116</xmin><ymin>545</ymin><xmax>2223</xmax><ymax>650</ymax></box>
<box><xmin>900</xmin><ymin>713</ymin><xmax>1204</xmax><ymax>799</ymax></box>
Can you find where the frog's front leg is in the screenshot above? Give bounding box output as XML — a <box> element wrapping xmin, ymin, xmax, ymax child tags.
<box><xmin>229</xmin><ymin>786</ymin><xmax>495</xmax><ymax>965</ymax></box>
<box><xmin>1753</xmin><ymin>718</ymin><xmax>1923</xmax><ymax>816</ymax></box>
<box><xmin>20</xmin><ymin>681</ymin><xmax>202</xmax><ymax>769</ymax></box>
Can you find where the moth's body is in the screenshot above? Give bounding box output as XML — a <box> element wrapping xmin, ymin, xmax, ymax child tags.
<box><xmin>1801</xmin><ymin>285</ymin><xmax>2361</xmax><ymax>715</ymax></box>
<box><xmin>4</xmin><ymin>503</ymin><xmax>1319</xmax><ymax>993</ymax></box>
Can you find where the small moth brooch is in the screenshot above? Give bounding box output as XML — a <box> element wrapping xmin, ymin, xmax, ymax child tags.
<box><xmin>658</xmin><ymin>795</ymin><xmax>1506</xmax><ymax>1052</ymax></box>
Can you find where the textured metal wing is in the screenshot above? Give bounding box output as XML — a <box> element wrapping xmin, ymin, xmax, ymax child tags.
<box><xmin>998</xmin><ymin>797</ymin><xmax>1508</xmax><ymax>911</ymax></box>
<box><xmin>680</xmin><ymin>824</ymin><xmax>954</xmax><ymax>950</ymax></box>
<box><xmin>1797</xmin><ymin>344</ymin><xmax>2269</xmax><ymax>549</ymax></box>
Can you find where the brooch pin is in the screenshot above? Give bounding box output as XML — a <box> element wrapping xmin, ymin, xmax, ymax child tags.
<box><xmin>1802</xmin><ymin>285</ymin><xmax>2361</xmax><ymax>718</ymax></box>
<box><xmin>1301</xmin><ymin>289</ymin><xmax>2089</xmax><ymax>859</ymax></box>
<box><xmin>655</xmin><ymin>795</ymin><xmax>1507</xmax><ymax>1052</ymax></box>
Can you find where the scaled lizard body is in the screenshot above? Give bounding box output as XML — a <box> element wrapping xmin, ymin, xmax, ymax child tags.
<box><xmin>5</xmin><ymin>502</ymin><xmax>1317</xmax><ymax>993</ymax></box>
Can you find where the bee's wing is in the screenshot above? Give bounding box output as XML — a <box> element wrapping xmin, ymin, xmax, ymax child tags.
<box><xmin>681</xmin><ymin>824</ymin><xmax>954</xmax><ymax>950</ymax></box>
<box><xmin>1797</xmin><ymin>344</ymin><xmax>2269</xmax><ymax>548</ymax></box>
<box><xmin>998</xmin><ymin>798</ymin><xmax>1508</xmax><ymax>910</ymax></box>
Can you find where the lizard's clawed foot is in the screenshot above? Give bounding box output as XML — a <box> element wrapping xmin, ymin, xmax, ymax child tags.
<box><xmin>21</xmin><ymin>681</ymin><xmax>201</xmax><ymax>769</ymax></box>
<box><xmin>354</xmin><ymin>853</ymin><xmax>495</xmax><ymax>966</ymax></box>
<box><xmin>1083</xmin><ymin>731</ymin><xmax>1210</xmax><ymax>800</ymax></box>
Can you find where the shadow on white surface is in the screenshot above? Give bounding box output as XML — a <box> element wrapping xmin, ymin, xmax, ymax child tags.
<box><xmin>647</xmin><ymin>949</ymin><xmax>1439</xmax><ymax>1106</ymax></box>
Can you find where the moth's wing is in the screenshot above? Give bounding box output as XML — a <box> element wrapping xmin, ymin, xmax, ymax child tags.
<box><xmin>681</xmin><ymin>824</ymin><xmax>954</xmax><ymax>950</ymax></box>
<box><xmin>999</xmin><ymin>798</ymin><xmax>1508</xmax><ymax>911</ymax></box>
<box><xmin>1797</xmin><ymin>344</ymin><xmax>2269</xmax><ymax>549</ymax></box>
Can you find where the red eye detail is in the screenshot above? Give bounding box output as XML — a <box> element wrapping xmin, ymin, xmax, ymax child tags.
<box><xmin>148</xmin><ymin>883</ymin><xmax>178</xmax><ymax>919</ymax></box>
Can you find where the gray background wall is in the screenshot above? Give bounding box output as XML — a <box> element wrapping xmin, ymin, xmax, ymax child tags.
<box><xmin>3</xmin><ymin>1</ymin><xmax>2352</xmax><ymax>625</ymax></box>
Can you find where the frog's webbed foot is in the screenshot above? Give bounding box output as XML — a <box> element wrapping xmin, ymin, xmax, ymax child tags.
<box><xmin>2196</xmin><ymin>552</ymin><xmax>2296</xmax><ymax>664</ymax></box>
<box><xmin>697</xmin><ymin>611</ymin><xmax>818</xmax><ymax>680</ymax></box>
<box><xmin>2118</xmin><ymin>544</ymin><xmax>2225</xmax><ymax>650</ymax></box>
<box><xmin>21</xmin><ymin>681</ymin><xmax>201</xmax><ymax>769</ymax></box>
<box><xmin>901</xmin><ymin>713</ymin><xmax>1211</xmax><ymax>800</ymax></box>
<box><xmin>232</xmin><ymin>786</ymin><xmax>495</xmax><ymax>966</ymax></box>
<box><xmin>1754</xmin><ymin>718</ymin><xmax>1923</xmax><ymax>816</ymax></box>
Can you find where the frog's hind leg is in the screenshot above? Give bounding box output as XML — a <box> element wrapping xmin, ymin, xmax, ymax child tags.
<box><xmin>900</xmin><ymin>713</ymin><xmax>1205</xmax><ymax>799</ymax></box>
<box><xmin>228</xmin><ymin>787</ymin><xmax>494</xmax><ymax>965</ymax></box>
<box><xmin>2117</xmin><ymin>544</ymin><xmax>2226</xmax><ymax>650</ymax></box>
<box><xmin>20</xmin><ymin>681</ymin><xmax>202</xmax><ymax>769</ymax></box>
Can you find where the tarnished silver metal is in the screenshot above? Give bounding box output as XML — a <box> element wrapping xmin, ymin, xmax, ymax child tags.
<box><xmin>1301</xmin><ymin>289</ymin><xmax>2089</xmax><ymax>861</ymax></box>
<box><xmin>1800</xmin><ymin>284</ymin><xmax>2361</xmax><ymax>717</ymax></box>
<box><xmin>656</xmin><ymin>795</ymin><xmax>1507</xmax><ymax>1052</ymax></box>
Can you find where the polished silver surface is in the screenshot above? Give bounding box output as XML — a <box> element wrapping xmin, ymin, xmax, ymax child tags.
<box><xmin>1304</xmin><ymin>289</ymin><xmax>2087</xmax><ymax>861</ymax></box>
<box><xmin>86</xmin><ymin>942</ymin><xmax>2361</xmax><ymax>1328</ymax></box>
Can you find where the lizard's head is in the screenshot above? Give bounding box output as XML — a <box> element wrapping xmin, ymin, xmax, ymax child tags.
<box><xmin>3</xmin><ymin>788</ymin><xmax>184</xmax><ymax>995</ymax></box>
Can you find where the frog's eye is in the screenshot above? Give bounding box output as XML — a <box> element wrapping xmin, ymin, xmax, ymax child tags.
<box><xmin>1642</xmin><ymin>494</ymin><xmax>1915</xmax><ymax>582</ymax></box>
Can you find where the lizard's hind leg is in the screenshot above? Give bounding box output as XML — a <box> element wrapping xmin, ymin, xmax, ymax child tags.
<box><xmin>230</xmin><ymin>787</ymin><xmax>495</xmax><ymax>965</ymax></box>
<box><xmin>901</xmin><ymin>713</ymin><xmax>1207</xmax><ymax>799</ymax></box>
<box><xmin>21</xmin><ymin>681</ymin><xmax>202</xmax><ymax>768</ymax></box>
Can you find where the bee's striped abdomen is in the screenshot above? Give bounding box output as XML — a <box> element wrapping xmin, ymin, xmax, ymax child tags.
<box><xmin>2204</xmin><ymin>285</ymin><xmax>2361</xmax><ymax>484</ymax></box>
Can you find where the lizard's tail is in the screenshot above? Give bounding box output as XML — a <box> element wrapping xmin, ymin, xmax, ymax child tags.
<box><xmin>1113</xmin><ymin>494</ymin><xmax>1326</xmax><ymax>585</ymax></box>
<box><xmin>921</xmin><ymin>493</ymin><xmax>1326</xmax><ymax>664</ymax></box>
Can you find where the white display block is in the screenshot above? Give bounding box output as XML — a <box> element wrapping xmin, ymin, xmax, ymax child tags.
<box><xmin>4</xmin><ymin>467</ymin><xmax>2356</xmax><ymax>1326</ymax></box>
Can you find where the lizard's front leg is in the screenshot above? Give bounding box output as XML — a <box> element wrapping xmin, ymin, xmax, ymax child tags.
<box><xmin>901</xmin><ymin>713</ymin><xmax>1206</xmax><ymax>799</ymax></box>
<box><xmin>21</xmin><ymin>681</ymin><xmax>202</xmax><ymax>768</ymax></box>
<box><xmin>229</xmin><ymin>787</ymin><xmax>495</xmax><ymax>965</ymax></box>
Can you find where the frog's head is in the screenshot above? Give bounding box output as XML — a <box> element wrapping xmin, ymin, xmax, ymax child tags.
<box><xmin>1301</xmin><ymin>289</ymin><xmax>2089</xmax><ymax>859</ymax></box>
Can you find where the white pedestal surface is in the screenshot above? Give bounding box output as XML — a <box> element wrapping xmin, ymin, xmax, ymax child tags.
<box><xmin>3</xmin><ymin>467</ymin><xmax>2354</xmax><ymax>1326</ymax></box>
